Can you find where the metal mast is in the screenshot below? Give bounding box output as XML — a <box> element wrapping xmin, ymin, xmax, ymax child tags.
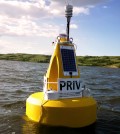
<box><xmin>65</xmin><ymin>4</ymin><xmax>73</xmax><ymax>41</ymax></box>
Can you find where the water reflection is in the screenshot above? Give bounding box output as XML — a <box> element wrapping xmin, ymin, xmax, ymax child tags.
<box><xmin>22</xmin><ymin>108</ymin><xmax>120</xmax><ymax>134</ymax></box>
<box><xmin>22</xmin><ymin>117</ymin><xmax>96</xmax><ymax>134</ymax></box>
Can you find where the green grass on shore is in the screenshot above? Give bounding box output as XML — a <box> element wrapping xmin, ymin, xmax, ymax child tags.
<box><xmin>0</xmin><ymin>53</ymin><xmax>50</xmax><ymax>63</ymax></box>
<box><xmin>77</xmin><ymin>56</ymin><xmax>120</xmax><ymax>68</ymax></box>
<box><xmin>0</xmin><ymin>53</ymin><xmax>120</xmax><ymax>68</ymax></box>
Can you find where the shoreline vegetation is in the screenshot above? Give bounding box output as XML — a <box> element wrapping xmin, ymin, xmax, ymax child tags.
<box><xmin>0</xmin><ymin>53</ymin><xmax>120</xmax><ymax>68</ymax></box>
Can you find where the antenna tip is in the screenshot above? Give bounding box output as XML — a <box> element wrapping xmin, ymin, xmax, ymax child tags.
<box><xmin>65</xmin><ymin>4</ymin><xmax>73</xmax><ymax>18</ymax></box>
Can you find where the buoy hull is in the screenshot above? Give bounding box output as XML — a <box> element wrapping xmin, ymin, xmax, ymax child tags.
<box><xmin>26</xmin><ymin>92</ymin><xmax>97</xmax><ymax>128</ymax></box>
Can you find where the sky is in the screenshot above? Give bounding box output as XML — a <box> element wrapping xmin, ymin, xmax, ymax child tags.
<box><xmin>0</xmin><ymin>0</ymin><xmax>120</xmax><ymax>56</ymax></box>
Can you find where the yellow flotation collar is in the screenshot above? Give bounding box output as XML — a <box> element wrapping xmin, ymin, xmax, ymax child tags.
<box><xmin>26</xmin><ymin>92</ymin><xmax>97</xmax><ymax>128</ymax></box>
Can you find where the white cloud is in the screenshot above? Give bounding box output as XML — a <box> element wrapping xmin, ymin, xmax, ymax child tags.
<box><xmin>70</xmin><ymin>24</ymin><xmax>78</xmax><ymax>29</ymax></box>
<box><xmin>0</xmin><ymin>14</ymin><xmax>63</xmax><ymax>37</ymax></box>
<box><xmin>0</xmin><ymin>40</ymin><xmax>18</xmax><ymax>53</ymax></box>
<box><xmin>0</xmin><ymin>0</ymin><xmax>105</xmax><ymax>37</ymax></box>
<box><xmin>73</xmin><ymin>7</ymin><xmax>90</xmax><ymax>15</ymax></box>
<box><xmin>0</xmin><ymin>0</ymin><xmax>50</xmax><ymax>18</ymax></box>
<box><xmin>0</xmin><ymin>37</ymin><xmax>53</xmax><ymax>54</ymax></box>
<box><xmin>51</xmin><ymin>0</ymin><xmax>107</xmax><ymax>7</ymax></box>
<box><xmin>50</xmin><ymin>9</ymin><xmax>61</xmax><ymax>15</ymax></box>
<box><xmin>0</xmin><ymin>0</ymin><xmax>108</xmax><ymax>51</ymax></box>
<box><xmin>0</xmin><ymin>0</ymin><xmax>65</xmax><ymax>37</ymax></box>
<box><xmin>0</xmin><ymin>0</ymin><xmax>103</xmax><ymax>19</ymax></box>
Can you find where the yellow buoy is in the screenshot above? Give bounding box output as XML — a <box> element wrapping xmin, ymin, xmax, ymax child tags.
<box><xmin>26</xmin><ymin>3</ymin><xmax>97</xmax><ymax>128</ymax></box>
<box><xmin>26</xmin><ymin>92</ymin><xmax>97</xmax><ymax>127</ymax></box>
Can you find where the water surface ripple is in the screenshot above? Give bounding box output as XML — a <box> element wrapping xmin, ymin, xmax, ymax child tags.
<box><xmin>0</xmin><ymin>60</ymin><xmax>120</xmax><ymax>134</ymax></box>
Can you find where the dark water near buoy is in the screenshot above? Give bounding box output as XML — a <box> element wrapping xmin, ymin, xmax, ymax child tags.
<box><xmin>0</xmin><ymin>60</ymin><xmax>120</xmax><ymax>134</ymax></box>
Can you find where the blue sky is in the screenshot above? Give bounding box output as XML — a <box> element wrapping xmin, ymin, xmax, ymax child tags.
<box><xmin>0</xmin><ymin>0</ymin><xmax>119</xmax><ymax>56</ymax></box>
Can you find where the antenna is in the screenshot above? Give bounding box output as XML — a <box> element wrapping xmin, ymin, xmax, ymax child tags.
<box><xmin>65</xmin><ymin>2</ymin><xmax>73</xmax><ymax>41</ymax></box>
<box><xmin>65</xmin><ymin>0</ymin><xmax>72</xmax><ymax>5</ymax></box>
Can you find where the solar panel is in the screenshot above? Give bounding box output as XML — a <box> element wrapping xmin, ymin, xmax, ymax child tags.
<box><xmin>61</xmin><ymin>48</ymin><xmax>77</xmax><ymax>72</ymax></box>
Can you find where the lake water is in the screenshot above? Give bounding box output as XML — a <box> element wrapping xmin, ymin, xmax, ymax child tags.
<box><xmin>0</xmin><ymin>60</ymin><xmax>120</xmax><ymax>134</ymax></box>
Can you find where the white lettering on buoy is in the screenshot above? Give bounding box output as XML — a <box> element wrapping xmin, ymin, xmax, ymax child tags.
<box><xmin>44</xmin><ymin>78</ymin><xmax>83</xmax><ymax>100</ymax></box>
<box><xmin>60</xmin><ymin>80</ymin><xmax>81</xmax><ymax>91</ymax></box>
<box><xmin>58</xmin><ymin>78</ymin><xmax>83</xmax><ymax>98</ymax></box>
<box><xmin>60</xmin><ymin>81</ymin><xmax>66</xmax><ymax>90</ymax></box>
<box><xmin>59</xmin><ymin>78</ymin><xmax>82</xmax><ymax>93</ymax></box>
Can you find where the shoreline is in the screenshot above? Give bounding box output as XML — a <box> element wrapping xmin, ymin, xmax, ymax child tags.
<box><xmin>0</xmin><ymin>54</ymin><xmax>120</xmax><ymax>68</ymax></box>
